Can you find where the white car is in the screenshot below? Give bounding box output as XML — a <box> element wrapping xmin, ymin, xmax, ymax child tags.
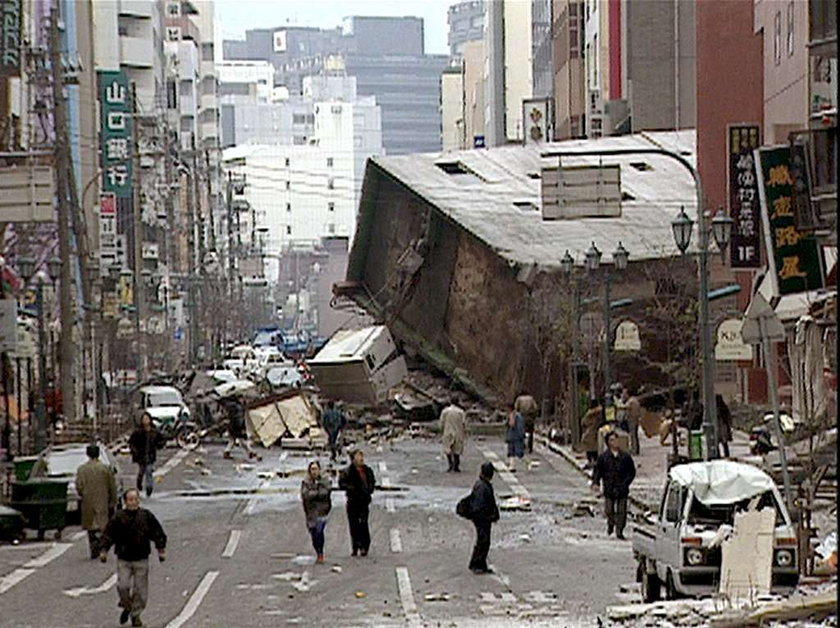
<box><xmin>223</xmin><ymin>345</ymin><xmax>258</xmax><ymax>376</ymax></box>
<box><xmin>137</xmin><ymin>385</ymin><xmax>191</xmax><ymax>426</ymax></box>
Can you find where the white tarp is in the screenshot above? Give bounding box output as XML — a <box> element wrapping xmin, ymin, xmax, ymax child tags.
<box><xmin>245</xmin><ymin>393</ymin><xmax>319</xmax><ymax>447</ymax></box>
<box><xmin>669</xmin><ymin>460</ymin><xmax>776</xmax><ymax>505</ymax></box>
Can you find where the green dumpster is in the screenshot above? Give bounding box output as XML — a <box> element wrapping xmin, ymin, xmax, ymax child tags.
<box><xmin>11</xmin><ymin>479</ymin><xmax>68</xmax><ymax>540</ymax></box>
<box><xmin>0</xmin><ymin>505</ymin><xmax>25</xmax><ymax>541</ymax></box>
<box><xmin>689</xmin><ymin>430</ymin><xmax>705</xmax><ymax>460</ymax></box>
<box><xmin>13</xmin><ymin>456</ymin><xmax>39</xmax><ymax>482</ymax></box>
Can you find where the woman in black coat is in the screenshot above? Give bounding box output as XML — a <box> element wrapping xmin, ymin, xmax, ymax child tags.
<box><xmin>338</xmin><ymin>449</ymin><xmax>375</xmax><ymax>556</ymax></box>
<box><xmin>457</xmin><ymin>461</ymin><xmax>500</xmax><ymax>574</ymax></box>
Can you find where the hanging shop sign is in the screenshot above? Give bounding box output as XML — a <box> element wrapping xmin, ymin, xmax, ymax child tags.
<box><xmin>756</xmin><ymin>146</ymin><xmax>824</xmax><ymax>296</ymax></box>
<box><xmin>98</xmin><ymin>70</ymin><xmax>133</xmax><ymax>198</ymax></box>
<box><xmin>0</xmin><ymin>0</ymin><xmax>22</xmax><ymax>77</ymax></box>
<box><xmin>727</xmin><ymin>124</ymin><xmax>761</xmax><ymax>268</ymax></box>
<box><xmin>715</xmin><ymin>318</ymin><xmax>753</xmax><ymax>361</ymax></box>
<box><xmin>613</xmin><ymin>320</ymin><xmax>641</xmax><ymax>352</ymax></box>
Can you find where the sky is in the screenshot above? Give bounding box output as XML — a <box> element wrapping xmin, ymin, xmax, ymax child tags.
<box><xmin>214</xmin><ymin>0</ymin><xmax>453</xmax><ymax>55</ymax></box>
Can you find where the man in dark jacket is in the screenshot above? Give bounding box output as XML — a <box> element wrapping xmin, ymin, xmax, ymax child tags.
<box><xmin>321</xmin><ymin>401</ymin><xmax>346</xmax><ymax>462</ymax></box>
<box><xmin>99</xmin><ymin>489</ymin><xmax>167</xmax><ymax>627</ymax></box>
<box><xmin>338</xmin><ymin>449</ymin><xmax>375</xmax><ymax>556</ymax></box>
<box><xmin>591</xmin><ymin>431</ymin><xmax>636</xmax><ymax>539</ymax></box>
<box><xmin>459</xmin><ymin>461</ymin><xmax>500</xmax><ymax>574</ymax></box>
<box><xmin>128</xmin><ymin>414</ymin><xmax>165</xmax><ymax>497</ymax></box>
<box><xmin>222</xmin><ymin>395</ymin><xmax>260</xmax><ymax>460</ymax></box>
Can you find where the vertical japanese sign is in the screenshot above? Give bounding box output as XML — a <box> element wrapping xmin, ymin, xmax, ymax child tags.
<box><xmin>0</xmin><ymin>0</ymin><xmax>22</xmax><ymax>77</ymax></box>
<box><xmin>727</xmin><ymin>124</ymin><xmax>761</xmax><ymax>268</ymax></box>
<box><xmin>756</xmin><ymin>146</ymin><xmax>824</xmax><ymax>296</ymax></box>
<box><xmin>98</xmin><ymin>71</ymin><xmax>132</xmax><ymax>197</ymax></box>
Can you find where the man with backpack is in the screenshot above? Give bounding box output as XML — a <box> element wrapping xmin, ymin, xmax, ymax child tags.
<box><xmin>457</xmin><ymin>461</ymin><xmax>500</xmax><ymax>574</ymax></box>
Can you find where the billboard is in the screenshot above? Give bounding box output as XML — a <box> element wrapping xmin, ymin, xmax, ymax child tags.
<box><xmin>756</xmin><ymin>146</ymin><xmax>824</xmax><ymax>296</ymax></box>
<box><xmin>0</xmin><ymin>0</ymin><xmax>22</xmax><ymax>77</ymax></box>
<box><xmin>727</xmin><ymin>124</ymin><xmax>761</xmax><ymax>268</ymax></box>
<box><xmin>273</xmin><ymin>30</ymin><xmax>287</xmax><ymax>52</ymax></box>
<box><xmin>98</xmin><ymin>70</ymin><xmax>133</xmax><ymax>198</ymax></box>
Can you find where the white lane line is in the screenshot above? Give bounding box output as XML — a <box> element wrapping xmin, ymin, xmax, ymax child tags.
<box><xmin>386</xmin><ymin>497</ymin><xmax>396</xmax><ymax>513</ymax></box>
<box><xmin>63</xmin><ymin>573</ymin><xmax>117</xmax><ymax>598</ymax></box>
<box><xmin>71</xmin><ymin>531</ymin><xmax>87</xmax><ymax>542</ymax></box>
<box><xmin>390</xmin><ymin>528</ymin><xmax>403</xmax><ymax>553</ymax></box>
<box><xmin>222</xmin><ymin>529</ymin><xmax>242</xmax><ymax>558</ymax></box>
<box><xmin>482</xmin><ymin>449</ymin><xmax>531</xmax><ymax>501</ymax></box>
<box><xmin>395</xmin><ymin>567</ymin><xmax>421</xmax><ymax>625</ymax></box>
<box><xmin>378</xmin><ymin>461</ymin><xmax>388</xmax><ymax>473</ymax></box>
<box><xmin>155</xmin><ymin>449</ymin><xmax>189</xmax><ymax>479</ymax></box>
<box><xmin>245</xmin><ymin>479</ymin><xmax>271</xmax><ymax>515</ymax></box>
<box><xmin>165</xmin><ymin>570</ymin><xmax>219</xmax><ymax>628</ymax></box>
<box><xmin>0</xmin><ymin>569</ymin><xmax>35</xmax><ymax>594</ymax></box>
<box><xmin>24</xmin><ymin>543</ymin><xmax>73</xmax><ymax>568</ymax></box>
<box><xmin>382</xmin><ymin>476</ymin><xmax>392</xmax><ymax>488</ymax></box>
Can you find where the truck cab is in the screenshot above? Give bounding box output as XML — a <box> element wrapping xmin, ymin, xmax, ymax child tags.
<box><xmin>633</xmin><ymin>460</ymin><xmax>798</xmax><ymax>601</ymax></box>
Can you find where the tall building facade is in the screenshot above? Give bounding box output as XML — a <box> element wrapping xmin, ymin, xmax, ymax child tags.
<box><xmin>552</xmin><ymin>0</ymin><xmax>586</xmax><ymax>139</ymax></box>
<box><xmin>447</xmin><ymin>1</ymin><xmax>485</xmax><ymax>58</ymax></box>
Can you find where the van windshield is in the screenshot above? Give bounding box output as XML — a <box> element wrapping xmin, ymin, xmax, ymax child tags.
<box><xmin>686</xmin><ymin>490</ymin><xmax>785</xmax><ymax>526</ymax></box>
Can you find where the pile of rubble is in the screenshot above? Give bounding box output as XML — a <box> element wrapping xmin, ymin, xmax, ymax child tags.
<box><xmin>605</xmin><ymin>578</ymin><xmax>837</xmax><ymax>628</ymax></box>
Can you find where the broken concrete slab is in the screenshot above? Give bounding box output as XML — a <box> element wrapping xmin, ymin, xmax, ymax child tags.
<box><xmin>719</xmin><ymin>508</ymin><xmax>776</xmax><ymax>601</ymax></box>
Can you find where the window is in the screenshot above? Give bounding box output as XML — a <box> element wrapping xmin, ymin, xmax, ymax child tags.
<box><xmin>286</xmin><ymin>225</ymin><xmax>292</xmax><ymax>235</ymax></box>
<box><xmin>166</xmin><ymin>2</ymin><xmax>180</xmax><ymax>17</ymax></box>
<box><xmin>286</xmin><ymin>203</ymin><xmax>291</xmax><ymax>212</ymax></box>
<box><xmin>166</xmin><ymin>80</ymin><xmax>177</xmax><ymax>109</ymax></box>
<box><xmin>786</xmin><ymin>2</ymin><xmax>794</xmax><ymax>57</ymax></box>
<box><xmin>285</xmin><ymin>181</ymin><xmax>290</xmax><ymax>190</ymax></box>
<box><xmin>327</xmin><ymin>223</ymin><xmax>335</xmax><ymax>234</ymax></box>
<box><xmin>328</xmin><ymin>202</ymin><xmax>335</xmax><ymax>212</ymax></box>
<box><xmin>284</xmin><ymin>157</ymin><xmax>290</xmax><ymax>167</ymax></box>
<box><xmin>292</xmin><ymin>113</ymin><xmax>307</xmax><ymax>124</ymax></box>
<box><xmin>326</xmin><ymin>157</ymin><xmax>333</xmax><ymax>167</ymax></box>
<box><xmin>774</xmin><ymin>11</ymin><xmax>782</xmax><ymax>65</ymax></box>
<box><xmin>327</xmin><ymin>178</ymin><xmax>334</xmax><ymax>190</ymax></box>
<box><xmin>569</xmin><ymin>2</ymin><xmax>580</xmax><ymax>59</ymax></box>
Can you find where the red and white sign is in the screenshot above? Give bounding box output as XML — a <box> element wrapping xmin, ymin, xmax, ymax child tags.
<box><xmin>100</xmin><ymin>193</ymin><xmax>116</xmax><ymax>216</ymax></box>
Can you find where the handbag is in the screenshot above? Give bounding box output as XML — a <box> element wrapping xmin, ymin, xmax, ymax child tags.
<box><xmin>456</xmin><ymin>494</ymin><xmax>473</xmax><ymax>519</ymax></box>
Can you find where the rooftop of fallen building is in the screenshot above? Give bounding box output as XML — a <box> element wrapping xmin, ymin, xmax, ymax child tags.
<box><xmin>366</xmin><ymin>129</ymin><xmax>698</xmax><ymax>269</ymax></box>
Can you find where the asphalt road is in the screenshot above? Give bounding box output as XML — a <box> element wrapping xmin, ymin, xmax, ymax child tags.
<box><xmin>0</xmin><ymin>433</ymin><xmax>638</xmax><ymax>627</ymax></box>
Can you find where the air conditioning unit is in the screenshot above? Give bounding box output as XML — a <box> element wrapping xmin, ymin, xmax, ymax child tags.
<box><xmin>166</xmin><ymin>27</ymin><xmax>181</xmax><ymax>41</ymax></box>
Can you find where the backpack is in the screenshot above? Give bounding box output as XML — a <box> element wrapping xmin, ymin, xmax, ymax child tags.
<box><xmin>456</xmin><ymin>494</ymin><xmax>473</xmax><ymax>519</ymax></box>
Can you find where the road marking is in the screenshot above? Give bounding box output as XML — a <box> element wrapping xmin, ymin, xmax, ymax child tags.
<box><xmin>63</xmin><ymin>574</ymin><xmax>117</xmax><ymax>598</ymax></box>
<box><xmin>488</xmin><ymin>563</ymin><xmax>512</xmax><ymax>589</ymax></box>
<box><xmin>71</xmin><ymin>531</ymin><xmax>87</xmax><ymax>542</ymax></box>
<box><xmin>155</xmin><ymin>449</ymin><xmax>189</xmax><ymax>479</ymax></box>
<box><xmin>222</xmin><ymin>529</ymin><xmax>241</xmax><ymax>558</ymax></box>
<box><xmin>378</xmin><ymin>461</ymin><xmax>388</xmax><ymax>473</ymax></box>
<box><xmin>386</xmin><ymin>497</ymin><xmax>396</xmax><ymax>513</ymax></box>
<box><xmin>482</xmin><ymin>450</ymin><xmax>531</xmax><ymax>501</ymax></box>
<box><xmin>479</xmin><ymin>591</ymin><xmax>517</xmax><ymax>603</ymax></box>
<box><xmin>24</xmin><ymin>543</ymin><xmax>73</xmax><ymax>568</ymax></box>
<box><xmin>390</xmin><ymin>528</ymin><xmax>403</xmax><ymax>553</ymax></box>
<box><xmin>0</xmin><ymin>569</ymin><xmax>35</xmax><ymax>594</ymax></box>
<box><xmin>165</xmin><ymin>570</ymin><xmax>219</xmax><ymax>628</ymax></box>
<box><xmin>245</xmin><ymin>479</ymin><xmax>271</xmax><ymax>515</ymax></box>
<box><xmin>524</xmin><ymin>591</ymin><xmax>558</xmax><ymax>603</ymax></box>
<box><xmin>382</xmin><ymin>476</ymin><xmax>392</xmax><ymax>488</ymax></box>
<box><xmin>395</xmin><ymin>567</ymin><xmax>421</xmax><ymax>625</ymax></box>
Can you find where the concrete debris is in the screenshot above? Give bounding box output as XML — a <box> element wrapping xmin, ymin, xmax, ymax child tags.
<box><xmin>330</xmin><ymin>566</ymin><xmax>342</xmax><ymax>573</ymax></box>
<box><xmin>519</xmin><ymin>534</ymin><xmax>532</xmax><ymax>543</ymax></box>
<box><xmin>424</xmin><ymin>593</ymin><xmax>451</xmax><ymax>601</ymax></box>
<box><xmin>290</xmin><ymin>555</ymin><xmax>315</xmax><ymax>566</ymax></box>
<box><xmin>257</xmin><ymin>471</ymin><xmax>274</xmax><ymax>479</ymax></box>
<box><xmin>355</xmin><ymin>591</ymin><xmax>367</xmax><ymax>599</ymax></box>
<box><xmin>200</xmin><ymin>468</ymin><xmax>212</xmax><ymax>476</ymax></box>
<box><xmin>500</xmin><ymin>496</ymin><xmax>532</xmax><ymax>511</ymax></box>
<box><xmin>719</xmin><ymin>508</ymin><xmax>775</xmax><ymax>600</ymax></box>
<box><xmin>237</xmin><ymin>463</ymin><xmax>256</xmax><ymax>472</ymax></box>
<box><xmin>272</xmin><ymin>573</ymin><xmax>303</xmax><ymax>582</ymax></box>
<box><xmin>570</xmin><ymin>503</ymin><xmax>596</xmax><ymax>518</ymax></box>
<box><xmin>193</xmin><ymin>457</ymin><xmax>204</xmax><ymax>466</ymax></box>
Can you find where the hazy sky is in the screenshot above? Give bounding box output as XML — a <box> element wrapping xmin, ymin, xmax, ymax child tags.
<box><xmin>215</xmin><ymin>0</ymin><xmax>453</xmax><ymax>55</ymax></box>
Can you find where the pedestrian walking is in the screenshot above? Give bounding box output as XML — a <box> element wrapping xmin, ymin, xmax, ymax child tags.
<box><xmin>76</xmin><ymin>444</ymin><xmax>117</xmax><ymax>559</ymax></box>
<box><xmin>99</xmin><ymin>488</ymin><xmax>167</xmax><ymax>627</ymax></box>
<box><xmin>505</xmin><ymin>404</ymin><xmax>525</xmax><ymax>472</ymax></box>
<box><xmin>456</xmin><ymin>461</ymin><xmax>500</xmax><ymax>574</ymax></box>
<box><xmin>321</xmin><ymin>401</ymin><xmax>346</xmax><ymax>462</ymax></box>
<box><xmin>591</xmin><ymin>431</ymin><xmax>636</xmax><ymax>539</ymax></box>
<box><xmin>440</xmin><ymin>398</ymin><xmax>467</xmax><ymax>472</ymax></box>
<box><xmin>514</xmin><ymin>392</ymin><xmax>539</xmax><ymax>455</ymax></box>
<box><xmin>338</xmin><ymin>449</ymin><xmax>375</xmax><ymax>556</ymax></box>
<box><xmin>622</xmin><ymin>387</ymin><xmax>642</xmax><ymax>455</ymax></box>
<box><xmin>222</xmin><ymin>395</ymin><xmax>261</xmax><ymax>460</ymax></box>
<box><xmin>716</xmin><ymin>394</ymin><xmax>733</xmax><ymax>458</ymax></box>
<box><xmin>580</xmin><ymin>398</ymin><xmax>603</xmax><ymax>468</ymax></box>
<box><xmin>128</xmin><ymin>414</ymin><xmax>165</xmax><ymax>497</ymax></box>
<box><xmin>301</xmin><ymin>461</ymin><xmax>332</xmax><ymax>564</ymax></box>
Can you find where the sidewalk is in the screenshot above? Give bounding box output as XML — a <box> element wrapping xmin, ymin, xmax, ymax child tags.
<box><xmin>539</xmin><ymin>427</ymin><xmax>754</xmax><ymax>512</ymax></box>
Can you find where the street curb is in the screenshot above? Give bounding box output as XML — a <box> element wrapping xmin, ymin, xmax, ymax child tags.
<box><xmin>536</xmin><ymin>435</ymin><xmax>653</xmax><ymax>513</ymax></box>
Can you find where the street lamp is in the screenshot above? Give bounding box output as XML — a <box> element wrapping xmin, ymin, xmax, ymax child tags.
<box><xmin>560</xmin><ymin>250</ymin><xmax>574</xmax><ymax>275</ymax></box>
<box><xmin>17</xmin><ymin>259</ymin><xmax>51</xmax><ymax>453</ymax></box>
<box><xmin>672</xmin><ymin>205</ymin><xmax>732</xmax><ymax>459</ymax></box>
<box><xmin>584</xmin><ymin>242</ymin><xmax>602</xmax><ymax>272</ymax></box>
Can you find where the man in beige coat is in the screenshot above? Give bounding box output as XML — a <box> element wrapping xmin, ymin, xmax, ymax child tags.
<box><xmin>440</xmin><ymin>399</ymin><xmax>467</xmax><ymax>472</ymax></box>
<box><xmin>77</xmin><ymin>444</ymin><xmax>117</xmax><ymax>559</ymax></box>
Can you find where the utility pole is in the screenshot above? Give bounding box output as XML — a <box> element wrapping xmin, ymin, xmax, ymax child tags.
<box><xmin>130</xmin><ymin>83</ymin><xmax>146</xmax><ymax>382</ymax></box>
<box><xmin>186</xmin><ymin>161</ymin><xmax>196</xmax><ymax>365</ymax></box>
<box><xmin>49</xmin><ymin>4</ymin><xmax>77</xmax><ymax>423</ymax></box>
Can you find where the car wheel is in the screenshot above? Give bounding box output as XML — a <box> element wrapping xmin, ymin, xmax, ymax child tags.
<box><xmin>641</xmin><ymin>563</ymin><xmax>661</xmax><ymax>603</ymax></box>
<box><xmin>177</xmin><ymin>428</ymin><xmax>200</xmax><ymax>450</ymax></box>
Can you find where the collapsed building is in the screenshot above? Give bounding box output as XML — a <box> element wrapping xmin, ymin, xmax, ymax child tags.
<box><xmin>337</xmin><ymin>130</ymin><xmax>738</xmax><ymax>410</ymax></box>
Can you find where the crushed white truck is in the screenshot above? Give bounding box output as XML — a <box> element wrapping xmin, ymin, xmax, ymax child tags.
<box><xmin>632</xmin><ymin>460</ymin><xmax>799</xmax><ymax>601</ymax></box>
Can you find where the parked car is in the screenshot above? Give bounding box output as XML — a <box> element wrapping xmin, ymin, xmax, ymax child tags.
<box><xmin>136</xmin><ymin>385</ymin><xmax>197</xmax><ymax>448</ymax></box>
<box><xmin>222</xmin><ymin>345</ymin><xmax>258</xmax><ymax>376</ymax></box>
<box><xmin>632</xmin><ymin>460</ymin><xmax>798</xmax><ymax>601</ymax></box>
<box><xmin>40</xmin><ymin>443</ymin><xmax>123</xmax><ymax>525</ymax></box>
